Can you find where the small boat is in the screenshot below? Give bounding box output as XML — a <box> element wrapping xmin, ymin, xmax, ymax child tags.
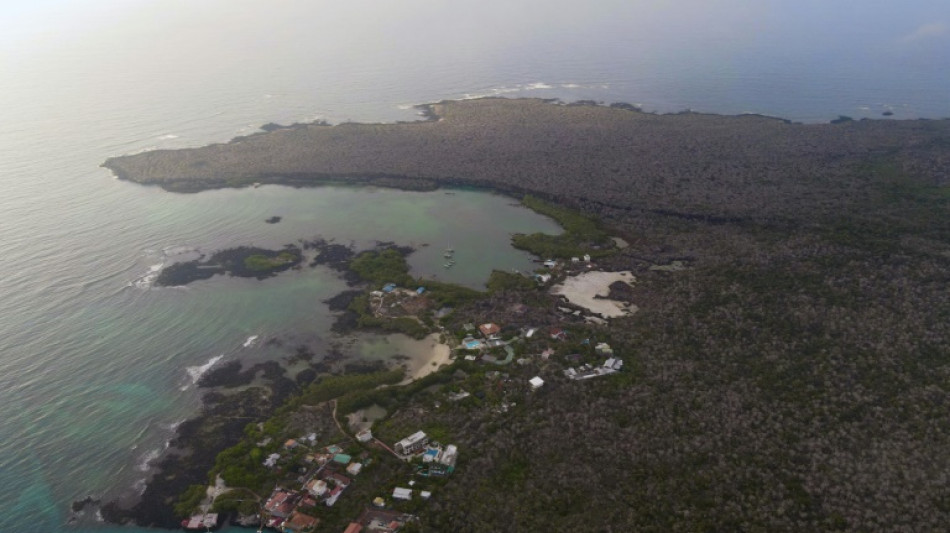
<box><xmin>443</xmin><ymin>251</ymin><xmax>454</xmax><ymax>258</ymax></box>
<box><xmin>444</xmin><ymin>263</ymin><xmax>453</xmax><ymax>269</ymax></box>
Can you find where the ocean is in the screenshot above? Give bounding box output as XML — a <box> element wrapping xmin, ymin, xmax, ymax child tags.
<box><xmin>0</xmin><ymin>1</ymin><xmax>947</xmax><ymax>531</ymax></box>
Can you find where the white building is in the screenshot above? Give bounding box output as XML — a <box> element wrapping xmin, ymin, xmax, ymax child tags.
<box><xmin>392</xmin><ymin>487</ymin><xmax>413</xmax><ymax>500</ymax></box>
<box><xmin>529</xmin><ymin>376</ymin><xmax>545</xmax><ymax>390</ymax></box>
<box><xmin>441</xmin><ymin>444</ymin><xmax>458</xmax><ymax>466</ymax></box>
<box><xmin>394</xmin><ymin>430</ymin><xmax>428</xmax><ymax>455</ymax></box>
<box><xmin>306</xmin><ymin>479</ymin><xmax>327</xmax><ymax>497</ymax></box>
<box><xmin>356</xmin><ymin>429</ymin><xmax>373</xmax><ymax>443</ymax></box>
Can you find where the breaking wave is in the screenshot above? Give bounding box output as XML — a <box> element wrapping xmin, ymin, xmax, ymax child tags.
<box><xmin>182</xmin><ymin>354</ymin><xmax>224</xmax><ymax>390</ymax></box>
<box><xmin>130</xmin><ymin>262</ymin><xmax>164</xmax><ymax>289</ymax></box>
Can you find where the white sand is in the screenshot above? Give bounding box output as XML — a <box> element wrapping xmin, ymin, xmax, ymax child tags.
<box><xmin>409</xmin><ymin>334</ymin><xmax>452</xmax><ymax>380</ymax></box>
<box><xmin>551</xmin><ymin>271</ymin><xmax>638</xmax><ymax>318</ymax></box>
<box><xmin>357</xmin><ymin>332</ymin><xmax>453</xmax><ymax>385</ymax></box>
<box><xmin>382</xmin><ymin>333</ymin><xmax>452</xmax><ymax>384</ymax></box>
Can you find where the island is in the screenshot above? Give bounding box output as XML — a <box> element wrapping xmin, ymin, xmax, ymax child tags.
<box><xmin>99</xmin><ymin>98</ymin><xmax>950</xmax><ymax>532</ymax></box>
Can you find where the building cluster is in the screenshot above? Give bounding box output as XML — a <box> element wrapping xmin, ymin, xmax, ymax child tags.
<box><xmin>254</xmin><ymin>443</ymin><xmax>369</xmax><ymax>532</ymax></box>
<box><xmin>344</xmin><ymin>508</ymin><xmax>414</xmax><ymax>533</ymax></box>
<box><xmin>534</xmin><ymin>254</ymin><xmax>593</xmax><ymax>284</ymax></box>
<box><xmin>563</xmin><ymin>343</ymin><xmax>624</xmax><ymax>380</ymax></box>
<box><xmin>461</xmin><ymin>321</ymin><xmax>506</xmax><ymax>353</ymax></box>
<box><xmin>368</xmin><ymin>283</ymin><xmax>431</xmax><ymax>318</ymax></box>
<box><xmin>261</xmin><ymin>488</ymin><xmax>319</xmax><ymax>533</ymax></box>
<box><xmin>181</xmin><ymin>512</ymin><xmax>219</xmax><ymax>531</ymax></box>
<box><xmin>389</xmin><ymin>430</ymin><xmax>460</xmax><ymax>484</ymax></box>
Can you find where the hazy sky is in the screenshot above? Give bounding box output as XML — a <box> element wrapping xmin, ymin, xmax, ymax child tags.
<box><xmin>3</xmin><ymin>0</ymin><xmax>946</xmax><ymax>57</ymax></box>
<box><xmin>1</xmin><ymin>0</ymin><xmax>946</xmax><ymax>120</ymax></box>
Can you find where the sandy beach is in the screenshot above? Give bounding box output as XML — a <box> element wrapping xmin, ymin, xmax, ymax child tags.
<box><xmin>358</xmin><ymin>332</ymin><xmax>453</xmax><ymax>385</ymax></box>
<box><xmin>402</xmin><ymin>333</ymin><xmax>452</xmax><ymax>383</ymax></box>
<box><xmin>551</xmin><ymin>270</ymin><xmax>638</xmax><ymax>318</ymax></box>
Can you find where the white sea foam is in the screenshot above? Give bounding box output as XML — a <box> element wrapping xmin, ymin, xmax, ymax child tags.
<box><xmin>131</xmin><ymin>262</ymin><xmax>164</xmax><ymax>289</ymax></box>
<box><xmin>492</xmin><ymin>86</ymin><xmax>523</xmax><ymax>94</ymax></box>
<box><xmin>460</xmin><ymin>83</ymin><xmax>557</xmax><ymax>101</ymax></box>
<box><xmin>243</xmin><ymin>335</ymin><xmax>259</xmax><ymax>348</ymax></box>
<box><xmin>129</xmin><ymin>145</ymin><xmax>158</xmax><ymax>155</ymax></box>
<box><xmin>157</xmin><ymin>134</ymin><xmax>179</xmax><ymax>140</ymax></box>
<box><xmin>137</xmin><ymin>447</ymin><xmax>162</xmax><ymax>472</ymax></box>
<box><xmin>162</xmin><ymin>244</ymin><xmax>199</xmax><ymax>257</ymax></box>
<box><xmin>184</xmin><ymin>354</ymin><xmax>224</xmax><ymax>388</ymax></box>
<box><xmin>524</xmin><ymin>82</ymin><xmax>553</xmax><ymax>90</ymax></box>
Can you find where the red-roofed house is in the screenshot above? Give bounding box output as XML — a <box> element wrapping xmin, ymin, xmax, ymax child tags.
<box><xmin>282</xmin><ymin>510</ymin><xmax>319</xmax><ymax>533</ymax></box>
<box><xmin>478</xmin><ymin>323</ymin><xmax>501</xmax><ymax>337</ymax></box>
<box><xmin>325</xmin><ymin>472</ymin><xmax>351</xmax><ymax>487</ymax></box>
<box><xmin>264</xmin><ymin>489</ymin><xmax>297</xmax><ymax>518</ymax></box>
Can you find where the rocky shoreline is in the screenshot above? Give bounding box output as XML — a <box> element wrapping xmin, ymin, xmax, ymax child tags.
<box><xmin>97</xmin><ymin>236</ymin><xmax>422</xmax><ymax>528</ymax></box>
<box><xmin>156</xmin><ymin>245</ymin><xmax>303</xmax><ymax>286</ymax></box>
<box><xmin>96</xmin><ymin>335</ymin><xmax>370</xmax><ymax>528</ymax></box>
<box><xmin>101</xmin><ymin>97</ymin><xmax>949</xmax><ymax>225</ymax></box>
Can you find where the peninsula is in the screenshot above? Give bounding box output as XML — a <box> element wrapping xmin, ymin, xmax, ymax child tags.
<box><xmin>103</xmin><ymin>98</ymin><xmax>949</xmax><ymax>223</ymax></box>
<box><xmin>104</xmin><ymin>98</ymin><xmax>950</xmax><ymax>531</ymax></box>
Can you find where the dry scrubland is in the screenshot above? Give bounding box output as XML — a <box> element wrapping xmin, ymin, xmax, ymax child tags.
<box><xmin>106</xmin><ymin>99</ymin><xmax>950</xmax><ymax>531</ymax></box>
<box><xmin>104</xmin><ymin>98</ymin><xmax>948</xmax><ymax>222</ymax></box>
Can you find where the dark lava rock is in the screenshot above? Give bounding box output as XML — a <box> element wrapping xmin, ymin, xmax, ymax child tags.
<box><xmin>156</xmin><ymin>245</ymin><xmax>302</xmax><ymax>286</ymax></box>
<box><xmin>71</xmin><ymin>496</ymin><xmax>100</xmax><ymax>513</ymax></box>
<box><xmin>295</xmin><ymin>368</ymin><xmax>317</xmax><ymax>386</ymax></box>
<box><xmin>305</xmin><ymin>238</ymin><xmax>355</xmax><ymax>271</ymax></box>
<box><xmin>606</xmin><ymin>279</ymin><xmax>636</xmax><ymax>302</ymax></box>
<box><xmin>331</xmin><ymin>310</ymin><xmax>360</xmax><ymax>334</ymax></box>
<box><xmin>288</xmin><ymin>344</ymin><xmax>316</xmax><ymax>363</ymax></box>
<box><xmin>323</xmin><ymin>290</ymin><xmax>362</xmax><ymax>312</ymax></box>
<box><xmin>197</xmin><ymin>360</ymin><xmax>244</xmax><ymax>388</ymax></box>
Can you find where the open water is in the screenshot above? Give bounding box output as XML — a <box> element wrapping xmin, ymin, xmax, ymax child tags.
<box><xmin>1</xmin><ymin>1</ymin><xmax>948</xmax><ymax>531</ymax></box>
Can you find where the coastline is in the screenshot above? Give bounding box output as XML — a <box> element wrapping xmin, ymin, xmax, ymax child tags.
<box><xmin>95</xmin><ymin>231</ymin><xmax>486</xmax><ymax>527</ymax></box>
<box><xmin>101</xmin><ymin>97</ymin><xmax>950</xmax><ymax>225</ymax></box>
<box><xmin>407</xmin><ymin>334</ymin><xmax>452</xmax><ymax>382</ymax></box>
<box><xmin>90</xmin><ymin>97</ymin><xmax>950</xmax><ymax>531</ymax></box>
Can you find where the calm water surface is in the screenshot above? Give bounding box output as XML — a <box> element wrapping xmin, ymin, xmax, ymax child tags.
<box><xmin>0</xmin><ymin>1</ymin><xmax>947</xmax><ymax>531</ymax></box>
